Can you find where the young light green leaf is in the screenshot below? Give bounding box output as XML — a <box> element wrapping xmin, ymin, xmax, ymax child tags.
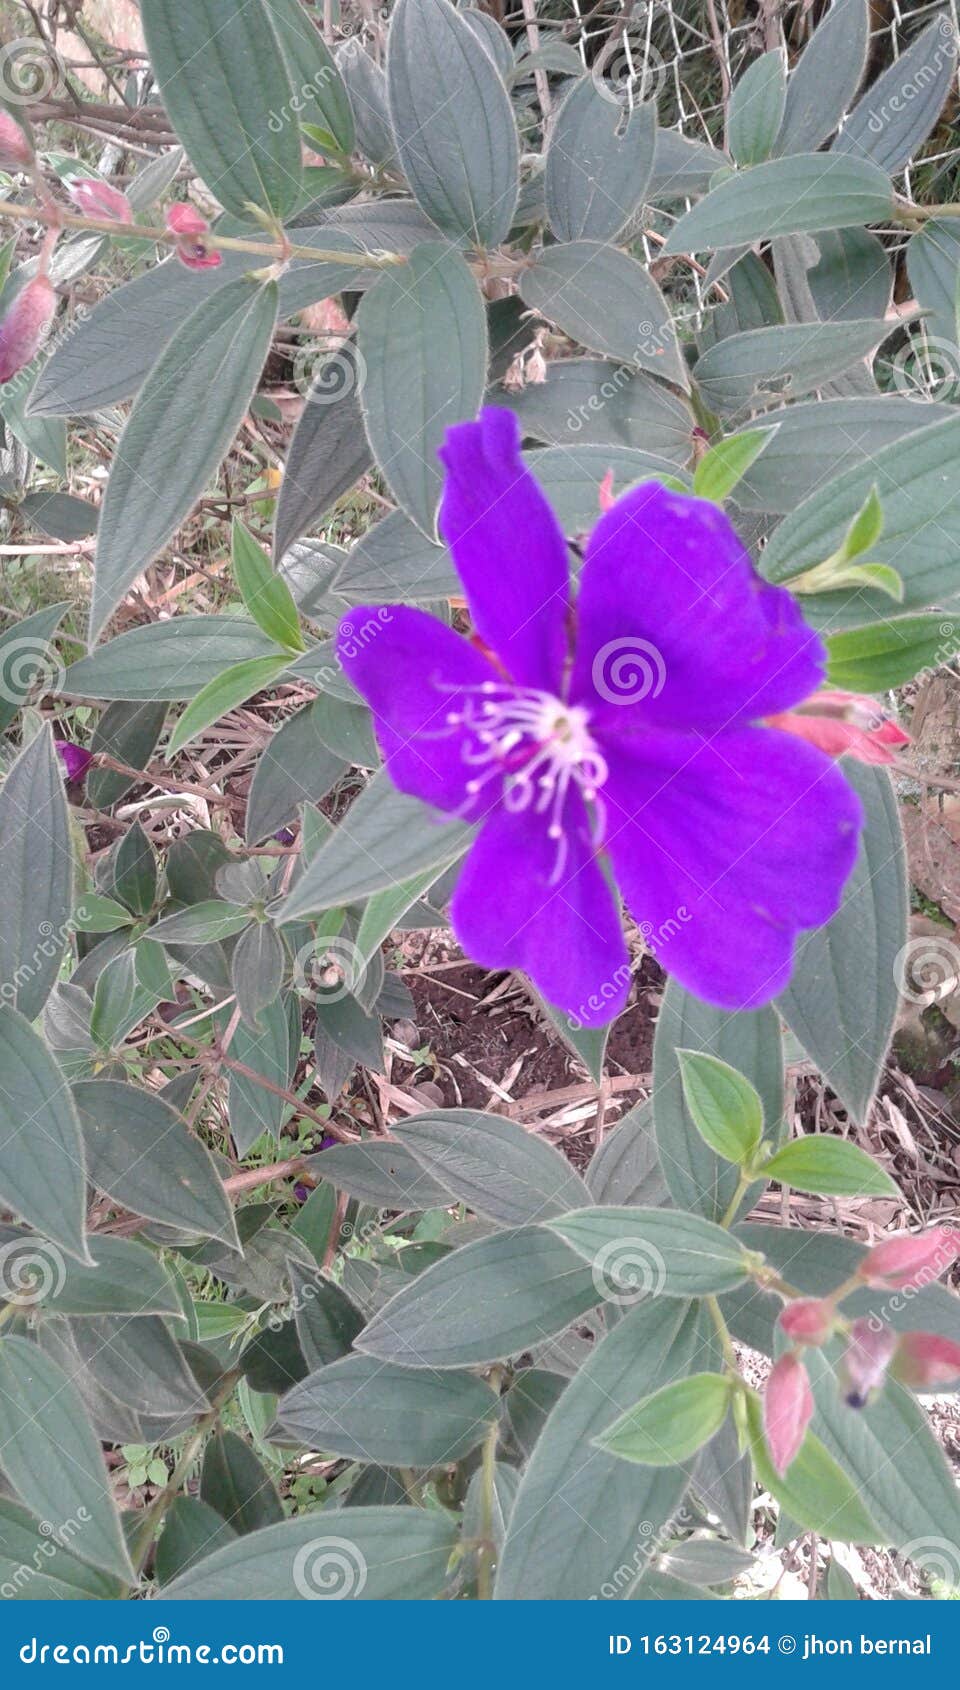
<box><xmin>676</xmin><ymin>1049</ymin><xmax>764</xmax><ymax>1166</ymax></box>
<box><xmin>825</xmin><ymin>617</ymin><xmax>955</xmax><ymax>694</ymax></box>
<box><xmin>744</xmin><ymin>1390</ymin><xmax>885</xmax><ymax>1544</ymax></box>
<box><xmin>232</xmin><ymin>522</ymin><xmax>304</xmax><ymax>652</ymax></box>
<box><xmin>595</xmin><ymin>1373</ymin><xmax>732</xmax><ymax>1467</ymax></box>
<box><xmin>760</xmin><ymin>1134</ymin><xmax>899</xmax><ymax>1198</ymax></box>
<box><xmin>167</xmin><ymin>655</ymin><xmax>290</xmax><ymax>757</ymax></box>
<box><xmin>692</xmin><ymin>429</ymin><xmax>774</xmax><ymax>504</ymax></box>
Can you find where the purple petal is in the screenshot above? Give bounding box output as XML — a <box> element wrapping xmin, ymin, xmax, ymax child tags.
<box><xmin>438</xmin><ymin>407</ymin><xmax>570</xmax><ymax>691</ymax></box>
<box><xmin>600</xmin><ymin>725</ymin><xmax>862</xmax><ymax>1010</ymax></box>
<box><xmin>337</xmin><ymin>605</ymin><xmax>499</xmax><ymax>812</ymax></box>
<box><xmin>55</xmin><ymin>739</ymin><xmax>93</xmax><ymax>783</ymax></box>
<box><xmin>570</xmin><ymin>482</ymin><xmax>824</xmax><ymax>733</ymax></box>
<box><xmin>450</xmin><ymin>791</ymin><xmax>629</xmax><ymax>1027</ymax></box>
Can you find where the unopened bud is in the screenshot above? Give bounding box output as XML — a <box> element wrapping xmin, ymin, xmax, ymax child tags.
<box><xmin>858</xmin><ymin>1227</ymin><xmax>960</xmax><ymax>1291</ymax></box>
<box><xmin>0</xmin><ymin>275</ymin><xmax>56</xmax><ymax>384</ymax></box>
<box><xmin>842</xmin><ymin>1317</ymin><xmax>897</xmax><ymax>1408</ymax></box>
<box><xmin>891</xmin><ymin>1331</ymin><xmax>960</xmax><ymax>1390</ymax></box>
<box><xmin>0</xmin><ymin>110</ymin><xmax>33</xmax><ymax>172</ymax></box>
<box><xmin>66</xmin><ymin>177</ymin><xmax>132</xmax><ymax>225</ymax></box>
<box><xmin>763</xmin><ymin>1351</ymin><xmax>813</xmax><ymax>1477</ymax></box>
<box><xmin>778</xmin><ymin>1298</ymin><xmax>835</xmax><ymax>1346</ymax></box>
<box><xmin>166</xmin><ymin>202</ymin><xmax>221</xmax><ymax>271</ymax></box>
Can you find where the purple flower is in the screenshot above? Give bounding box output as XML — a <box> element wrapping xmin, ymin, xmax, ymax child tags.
<box><xmin>55</xmin><ymin>739</ymin><xmax>93</xmax><ymax>784</ymax></box>
<box><xmin>337</xmin><ymin>408</ymin><xmax>861</xmax><ymax>1027</ymax></box>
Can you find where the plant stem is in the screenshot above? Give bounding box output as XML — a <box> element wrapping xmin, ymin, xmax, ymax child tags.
<box><xmin>130</xmin><ymin>1370</ymin><xmax>240</xmax><ymax>1578</ymax></box>
<box><xmin>705</xmin><ymin>1295</ymin><xmax>738</xmax><ymax>1374</ymax></box>
<box><xmin>719</xmin><ymin>1170</ymin><xmax>751</xmax><ymax>1229</ymax></box>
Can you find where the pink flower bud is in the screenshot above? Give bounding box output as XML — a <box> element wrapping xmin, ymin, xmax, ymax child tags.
<box><xmin>763</xmin><ymin>1352</ymin><xmax>813</xmax><ymax>1477</ymax></box>
<box><xmin>0</xmin><ymin>275</ymin><xmax>56</xmax><ymax>384</ymax></box>
<box><xmin>778</xmin><ymin>1298</ymin><xmax>835</xmax><ymax>1346</ymax></box>
<box><xmin>768</xmin><ymin>691</ymin><xmax>909</xmax><ymax>767</ymax></box>
<box><xmin>858</xmin><ymin>1227</ymin><xmax>960</xmax><ymax>1291</ymax></box>
<box><xmin>66</xmin><ymin>177</ymin><xmax>132</xmax><ymax>225</ymax></box>
<box><xmin>891</xmin><ymin>1331</ymin><xmax>960</xmax><ymax>1390</ymax></box>
<box><xmin>0</xmin><ymin>110</ymin><xmax>34</xmax><ymax>172</ymax></box>
<box><xmin>842</xmin><ymin>1317</ymin><xmax>897</xmax><ymax>1407</ymax></box>
<box><xmin>166</xmin><ymin>202</ymin><xmax>221</xmax><ymax>271</ymax></box>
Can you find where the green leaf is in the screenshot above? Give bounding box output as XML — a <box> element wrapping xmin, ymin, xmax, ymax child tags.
<box><xmin>520</xmin><ymin>241</ymin><xmax>688</xmax><ymax>389</ymax></box>
<box><xmin>70</xmin><ymin>1313</ymin><xmax>208</xmax><ymax>1420</ymax></box>
<box><xmin>596</xmin><ymin>1373</ymin><xmax>732</xmax><ymax>1467</ymax></box>
<box><xmin>498</xmin><ymin>360</ymin><xmax>693</xmax><ymax>462</ymax></box>
<box><xmin>545</xmin><ymin>78</ymin><xmax>656</xmax><ymax>241</ymax></box>
<box><xmin>288</xmin><ymin>1261</ymin><xmax>364</xmax><ymax>1370</ymax></box>
<box><xmin>35</xmin><ymin>1235</ymin><xmax>182</xmax><ymax>1318</ymax></box>
<box><xmin>155</xmin><ymin>1497</ymin><xmax>237</xmax><ymax>1585</ymax></box>
<box><xmin>72</xmin><ymin>894</ymin><xmax>134</xmax><ymax>933</ymax></box>
<box><xmin>691</xmin><ymin>428</ymin><xmax>774</xmax><ymax>503</ymax></box>
<box><xmin>546</xmin><ymin>1207</ymin><xmax>754</xmax><ymax>1297</ymax></box>
<box><xmin>227</xmin><ymin>995</ymin><xmax>296</xmax><ymax>1156</ymax></box>
<box><xmin>200</xmin><ymin>1430</ymin><xmax>283</xmax><ymax>1536</ymax></box>
<box><xmin>151</xmin><ymin>900</ymin><xmax>252</xmax><ymax>944</ymax></box>
<box><xmin>760</xmin><ymin>1134</ymin><xmax>898</xmax><ymax>1198</ymax></box>
<box><xmin>112</xmin><ymin>820</ymin><xmax>157</xmax><ymax>916</ymax></box>
<box><xmin>774</xmin><ymin>0</ymin><xmax>868</xmax><ymax>155</ymax></box>
<box><xmin>244</xmin><ymin>701</ymin><xmax>346</xmax><ymax>845</ymax></box>
<box><xmin>496</xmin><ymin>1301</ymin><xmax>704</xmax><ymax>1599</ymax></box>
<box><xmin>278</xmin><ymin>1355</ymin><xmax>497</xmax><ymax>1464</ymax></box>
<box><xmin>665</xmin><ymin>155</ymin><xmax>892</xmax><ymax>253</ymax></box>
<box><xmin>907</xmin><ymin>218</ymin><xmax>960</xmax><ymax>350</ymax></box>
<box><xmin>833</xmin><ymin>17</ymin><xmax>957</xmax><ymax>175</ymax></box>
<box><xmin>278</xmin><ymin>773</ymin><xmax>472</xmax><ymax>917</ymax></box>
<box><xmin>231</xmin><ymin>921</ymin><xmax>285</xmax><ymax>1030</ymax></box>
<box><xmin>357</xmin><ymin>242</ymin><xmax>487</xmax><ymax>538</ymax></box>
<box><xmin>387</xmin><ymin>0</ymin><xmax>519</xmax><ymax>246</ymax></box>
<box><xmin>73</xmin><ymin>1077</ymin><xmax>239</xmax><ymax>1247</ymax></box>
<box><xmin>273</xmin><ymin>344</ymin><xmax>371</xmax><ymax>562</ymax></box>
<box><xmin>0</xmin><ymin>1337</ymin><xmax>134</xmax><ymax>1582</ymax></box>
<box><xmin>587</xmin><ymin>1100</ymin><xmax>667</xmax><ymax>1208</ymax></box>
<box><xmin>392</xmin><ymin>1109</ymin><xmax>590</xmax><ymax>1226</ymax></box>
<box><xmin>727</xmin><ymin>51</ymin><xmax>785</xmax><ymax>166</ymax></box>
<box><xmin>653</xmin><ymin>985</ymin><xmax>783</xmax><ymax>1224</ymax></box>
<box><xmin>64</xmin><ymin>617</ymin><xmax>285</xmax><ymax>702</ymax></box>
<box><xmin>0</xmin><ymin>724</ymin><xmax>72</xmax><ymax>1019</ymax></box>
<box><xmin>167</xmin><ymin>655</ymin><xmax>290</xmax><ymax>758</ymax></box>
<box><xmin>140</xmin><ymin>0</ymin><xmax>302</xmax><ymax>219</ymax></box>
<box><xmin>309</xmin><ymin>1141</ymin><xmax>451</xmax><ymax>1210</ymax></box>
<box><xmin>807</xmin><ymin>227</ymin><xmax>892</xmax><ymax>324</ymax></box>
<box><xmin>0</xmin><ymin>601</ymin><xmax>69</xmax><ymax>734</ymax></box>
<box><xmin>232</xmin><ymin>522</ymin><xmax>304</xmax><ymax>652</ymax></box>
<box><xmin>676</xmin><ymin>1050</ymin><xmax>764</xmax><ymax>1166</ymax></box>
<box><xmin>161</xmin><ymin>1508</ymin><xmax>458</xmax><ymax>1599</ymax></box>
<box><xmin>825</xmin><ymin>616</ymin><xmax>956</xmax><ymax>692</ymax></box>
<box><xmin>356</xmin><ymin>1227</ymin><xmax>600</xmax><ymax>1367</ymax></box>
<box><xmin>266</xmin><ymin>0</ymin><xmax>354</xmax><ymax>154</ymax></box>
<box><xmin>0</xmin><ymin>1008</ymin><xmax>89</xmax><ymax>1262</ymax></box>
<box><xmin>778</xmin><ymin>763</ymin><xmax>906</xmax><ymax>1123</ymax></box>
<box><xmin>91</xmin><ymin>278</ymin><xmax>279</xmax><ymax>643</ymax></box>
<box><xmin>0</xmin><ymin>1498</ymin><xmax>124</xmax><ymax>1599</ymax></box>
<box><xmin>743</xmin><ymin>1390</ymin><xmax>885</xmax><ymax>1544</ymax></box>
<box><xmin>693</xmin><ymin>319</ymin><xmax>892</xmax><ymax>414</ymax></box>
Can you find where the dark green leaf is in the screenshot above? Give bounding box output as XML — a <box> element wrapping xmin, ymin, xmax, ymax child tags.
<box><xmin>907</xmin><ymin>218</ymin><xmax>960</xmax><ymax>350</ymax></box>
<box><xmin>744</xmin><ymin>1389</ymin><xmax>884</xmax><ymax>1544</ymax></box>
<box><xmin>520</xmin><ymin>241</ymin><xmax>688</xmax><ymax>389</ymax></box>
<box><xmin>0</xmin><ymin>1008</ymin><xmax>88</xmax><ymax>1261</ymax></box>
<box><xmin>200</xmin><ymin>1430</ymin><xmax>283</xmax><ymax>1536</ymax></box>
<box><xmin>774</xmin><ymin>0</ymin><xmax>868</xmax><ymax>154</ymax></box>
<box><xmin>0</xmin><ymin>1498</ymin><xmax>124</xmax><ymax>1599</ymax></box>
<box><xmin>312</xmin><ymin>1141</ymin><xmax>451</xmax><ymax>1210</ymax></box>
<box><xmin>288</xmin><ymin>1260</ymin><xmax>364</xmax><ymax>1369</ymax></box>
<box><xmin>87</xmin><ymin>700</ymin><xmax>167</xmax><ymax>809</ymax></box>
<box><xmin>278</xmin><ymin>1354</ymin><xmax>497</xmax><ymax>1464</ymax></box>
<box><xmin>665</xmin><ymin>155</ymin><xmax>892</xmax><ymax>253</ymax></box>
<box><xmin>112</xmin><ymin>821</ymin><xmax>156</xmax><ymax>916</ymax></box>
<box><xmin>64</xmin><ymin>617</ymin><xmax>284</xmax><ymax>702</ymax></box>
<box><xmin>586</xmin><ymin>1100</ymin><xmax>668</xmax><ymax>1208</ymax></box>
<box><xmin>245</xmin><ymin>701</ymin><xmax>346</xmax><ymax>845</ymax></box>
<box><xmin>393</xmin><ymin>1109</ymin><xmax>590</xmax><ymax>1225</ymax></box>
<box><xmin>155</xmin><ymin>1497</ymin><xmax>237</xmax><ymax>1585</ymax></box>
<box><xmin>267</xmin><ymin>0</ymin><xmax>354</xmax><ymax>154</ymax></box>
<box><xmin>33</xmin><ymin>1236</ymin><xmax>181</xmax><ymax>1318</ymax></box>
<box><xmin>545</xmin><ymin>79</ymin><xmax>656</xmax><ymax>241</ymax></box>
<box><xmin>232</xmin><ymin>921</ymin><xmax>285</xmax><ymax>1030</ymax></box>
<box><xmin>497</xmin><ymin>359</ymin><xmax>693</xmax><ymax>462</ymax></box>
<box><xmin>274</xmin><ymin>344</ymin><xmax>371</xmax><ymax>562</ymax></box>
<box><xmin>0</xmin><ymin>602</ymin><xmax>69</xmax><ymax>734</ymax></box>
<box><xmin>0</xmin><ymin>724</ymin><xmax>71</xmax><ymax>1018</ymax></box>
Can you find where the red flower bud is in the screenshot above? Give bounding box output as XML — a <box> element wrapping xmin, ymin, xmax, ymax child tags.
<box><xmin>763</xmin><ymin>1352</ymin><xmax>813</xmax><ymax>1477</ymax></box>
<box><xmin>842</xmin><ymin>1317</ymin><xmax>897</xmax><ymax>1407</ymax></box>
<box><xmin>858</xmin><ymin>1227</ymin><xmax>960</xmax><ymax>1291</ymax></box>
<box><xmin>66</xmin><ymin>177</ymin><xmax>132</xmax><ymax>225</ymax></box>
<box><xmin>891</xmin><ymin>1331</ymin><xmax>960</xmax><ymax>1390</ymax></box>
<box><xmin>0</xmin><ymin>275</ymin><xmax>56</xmax><ymax>384</ymax></box>
<box><xmin>166</xmin><ymin>202</ymin><xmax>221</xmax><ymax>271</ymax></box>
<box><xmin>0</xmin><ymin>110</ymin><xmax>34</xmax><ymax>172</ymax></box>
<box><xmin>778</xmin><ymin>1298</ymin><xmax>835</xmax><ymax>1346</ymax></box>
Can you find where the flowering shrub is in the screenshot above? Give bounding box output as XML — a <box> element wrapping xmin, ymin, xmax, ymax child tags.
<box><xmin>0</xmin><ymin>0</ymin><xmax>958</xmax><ymax>1604</ymax></box>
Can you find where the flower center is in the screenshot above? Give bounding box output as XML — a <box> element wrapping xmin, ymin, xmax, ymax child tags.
<box><xmin>446</xmin><ymin>683</ymin><xmax>609</xmax><ymax>883</ymax></box>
